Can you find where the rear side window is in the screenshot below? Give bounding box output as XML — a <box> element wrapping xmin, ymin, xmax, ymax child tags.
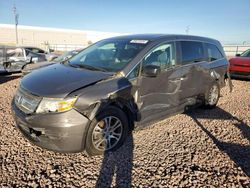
<box><xmin>205</xmin><ymin>43</ymin><xmax>224</xmax><ymax>61</ymax></box>
<box><xmin>241</xmin><ymin>49</ymin><xmax>250</xmax><ymax>57</ymax></box>
<box><xmin>181</xmin><ymin>41</ymin><xmax>204</xmax><ymax>64</ymax></box>
<box><xmin>26</xmin><ymin>48</ymin><xmax>45</xmax><ymax>54</ymax></box>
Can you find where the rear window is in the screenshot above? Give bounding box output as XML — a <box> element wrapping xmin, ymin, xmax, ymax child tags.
<box><xmin>180</xmin><ymin>41</ymin><xmax>205</xmax><ymax>64</ymax></box>
<box><xmin>205</xmin><ymin>43</ymin><xmax>224</xmax><ymax>61</ymax></box>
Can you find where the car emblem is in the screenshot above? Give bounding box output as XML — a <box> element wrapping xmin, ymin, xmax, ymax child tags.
<box><xmin>16</xmin><ymin>95</ymin><xmax>23</xmax><ymax>104</ymax></box>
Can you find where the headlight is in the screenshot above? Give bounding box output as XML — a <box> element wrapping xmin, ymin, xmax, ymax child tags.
<box><xmin>36</xmin><ymin>97</ymin><xmax>77</xmax><ymax>113</ymax></box>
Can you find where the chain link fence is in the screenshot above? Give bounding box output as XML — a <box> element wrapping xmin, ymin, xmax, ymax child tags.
<box><xmin>223</xmin><ymin>45</ymin><xmax>250</xmax><ymax>58</ymax></box>
<box><xmin>41</xmin><ymin>43</ymin><xmax>87</xmax><ymax>52</ymax></box>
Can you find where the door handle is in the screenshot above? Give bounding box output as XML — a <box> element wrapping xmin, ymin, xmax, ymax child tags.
<box><xmin>180</xmin><ymin>77</ymin><xmax>185</xmax><ymax>81</ymax></box>
<box><xmin>180</xmin><ymin>75</ymin><xmax>188</xmax><ymax>80</ymax></box>
<box><xmin>173</xmin><ymin>76</ymin><xmax>187</xmax><ymax>81</ymax></box>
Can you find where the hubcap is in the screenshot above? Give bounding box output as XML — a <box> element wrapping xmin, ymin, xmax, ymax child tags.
<box><xmin>208</xmin><ymin>85</ymin><xmax>219</xmax><ymax>105</ymax></box>
<box><xmin>92</xmin><ymin>116</ymin><xmax>123</xmax><ymax>151</ymax></box>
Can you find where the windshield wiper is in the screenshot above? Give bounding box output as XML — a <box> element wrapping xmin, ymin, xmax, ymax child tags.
<box><xmin>68</xmin><ymin>62</ymin><xmax>107</xmax><ymax>72</ymax></box>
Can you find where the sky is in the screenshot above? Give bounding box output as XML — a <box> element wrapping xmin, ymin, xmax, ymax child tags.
<box><xmin>0</xmin><ymin>0</ymin><xmax>250</xmax><ymax>44</ymax></box>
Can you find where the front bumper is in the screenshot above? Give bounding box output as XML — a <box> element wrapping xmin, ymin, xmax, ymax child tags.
<box><xmin>229</xmin><ymin>71</ymin><xmax>250</xmax><ymax>79</ymax></box>
<box><xmin>229</xmin><ymin>65</ymin><xmax>250</xmax><ymax>79</ymax></box>
<box><xmin>12</xmin><ymin>101</ymin><xmax>90</xmax><ymax>153</ymax></box>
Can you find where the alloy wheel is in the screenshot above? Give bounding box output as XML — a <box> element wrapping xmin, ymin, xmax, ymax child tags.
<box><xmin>92</xmin><ymin>116</ymin><xmax>123</xmax><ymax>151</ymax></box>
<box><xmin>208</xmin><ymin>85</ymin><xmax>219</xmax><ymax>105</ymax></box>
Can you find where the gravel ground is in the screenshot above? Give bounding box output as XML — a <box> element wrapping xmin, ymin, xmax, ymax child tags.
<box><xmin>0</xmin><ymin>74</ymin><xmax>250</xmax><ymax>187</ymax></box>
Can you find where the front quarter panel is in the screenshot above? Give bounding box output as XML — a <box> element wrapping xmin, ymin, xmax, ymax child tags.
<box><xmin>71</xmin><ymin>77</ymin><xmax>134</xmax><ymax>120</ymax></box>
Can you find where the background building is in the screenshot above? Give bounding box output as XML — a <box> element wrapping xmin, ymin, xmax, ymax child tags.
<box><xmin>0</xmin><ymin>24</ymin><xmax>123</xmax><ymax>51</ymax></box>
<box><xmin>0</xmin><ymin>24</ymin><xmax>249</xmax><ymax>57</ymax></box>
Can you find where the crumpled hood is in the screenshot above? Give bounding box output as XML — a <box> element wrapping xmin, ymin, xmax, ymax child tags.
<box><xmin>21</xmin><ymin>63</ymin><xmax>112</xmax><ymax>98</ymax></box>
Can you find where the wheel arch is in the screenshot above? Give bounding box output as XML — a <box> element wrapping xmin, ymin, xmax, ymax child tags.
<box><xmin>86</xmin><ymin>98</ymin><xmax>136</xmax><ymax>131</ymax></box>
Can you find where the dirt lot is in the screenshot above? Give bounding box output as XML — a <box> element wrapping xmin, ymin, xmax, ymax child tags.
<box><xmin>0</xmin><ymin>75</ymin><xmax>250</xmax><ymax>187</ymax></box>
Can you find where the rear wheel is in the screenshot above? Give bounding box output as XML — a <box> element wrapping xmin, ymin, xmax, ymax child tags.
<box><xmin>204</xmin><ymin>82</ymin><xmax>220</xmax><ymax>109</ymax></box>
<box><xmin>85</xmin><ymin>106</ymin><xmax>129</xmax><ymax>156</ymax></box>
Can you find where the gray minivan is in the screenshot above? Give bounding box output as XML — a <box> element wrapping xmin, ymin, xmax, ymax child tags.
<box><xmin>12</xmin><ymin>34</ymin><xmax>230</xmax><ymax>156</ymax></box>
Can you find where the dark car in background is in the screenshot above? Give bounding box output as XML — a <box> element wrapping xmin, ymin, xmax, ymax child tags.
<box><xmin>22</xmin><ymin>49</ymin><xmax>82</xmax><ymax>75</ymax></box>
<box><xmin>229</xmin><ymin>49</ymin><xmax>250</xmax><ymax>79</ymax></box>
<box><xmin>12</xmin><ymin>34</ymin><xmax>230</xmax><ymax>156</ymax></box>
<box><xmin>0</xmin><ymin>46</ymin><xmax>48</xmax><ymax>73</ymax></box>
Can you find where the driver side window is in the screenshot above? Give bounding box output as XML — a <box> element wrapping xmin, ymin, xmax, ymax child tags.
<box><xmin>143</xmin><ymin>42</ymin><xmax>176</xmax><ymax>71</ymax></box>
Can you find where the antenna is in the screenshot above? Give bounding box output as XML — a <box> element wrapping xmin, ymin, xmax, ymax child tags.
<box><xmin>13</xmin><ymin>4</ymin><xmax>19</xmax><ymax>45</ymax></box>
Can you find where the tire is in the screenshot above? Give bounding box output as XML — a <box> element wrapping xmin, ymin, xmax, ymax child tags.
<box><xmin>85</xmin><ymin>106</ymin><xmax>129</xmax><ymax>156</ymax></box>
<box><xmin>204</xmin><ymin>82</ymin><xmax>220</xmax><ymax>109</ymax></box>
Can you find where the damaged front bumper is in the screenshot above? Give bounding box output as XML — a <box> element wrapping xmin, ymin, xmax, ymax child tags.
<box><xmin>12</xmin><ymin>101</ymin><xmax>90</xmax><ymax>153</ymax></box>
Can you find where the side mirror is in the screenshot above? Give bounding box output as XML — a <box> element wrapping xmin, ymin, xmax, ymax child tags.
<box><xmin>236</xmin><ymin>54</ymin><xmax>241</xmax><ymax>57</ymax></box>
<box><xmin>142</xmin><ymin>65</ymin><xmax>161</xmax><ymax>77</ymax></box>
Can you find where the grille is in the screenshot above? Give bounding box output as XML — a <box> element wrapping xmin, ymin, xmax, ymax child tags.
<box><xmin>14</xmin><ymin>87</ymin><xmax>42</xmax><ymax>114</ymax></box>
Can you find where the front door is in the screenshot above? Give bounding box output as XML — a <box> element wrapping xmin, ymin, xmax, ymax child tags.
<box><xmin>137</xmin><ymin>42</ymin><xmax>183</xmax><ymax>124</ymax></box>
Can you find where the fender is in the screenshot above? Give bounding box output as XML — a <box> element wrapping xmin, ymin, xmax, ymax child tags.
<box><xmin>70</xmin><ymin>76</ymin><xmax>138</xmax><ymax>122</ymax></box>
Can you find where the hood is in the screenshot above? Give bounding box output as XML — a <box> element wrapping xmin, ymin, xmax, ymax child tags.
<box><xmin>229</xmin><ymin>57</ymin><xmax>250</xmax><ymax>66</ymax></box>
<box><xmin>25</xmin><ymin>61</ymin><xmax>55</xmax><ymax>71</ymax></box>
<box><xmin>21</xmin><ymin>63</ymin><xmax>112</xmax><ymax>98</ymax></box>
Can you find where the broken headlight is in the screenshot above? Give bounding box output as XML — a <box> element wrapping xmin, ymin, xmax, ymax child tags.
<box><xmin>36</xmin><ymin>97</ymin><xmax>77</xmax><ymax>113</ymax></box>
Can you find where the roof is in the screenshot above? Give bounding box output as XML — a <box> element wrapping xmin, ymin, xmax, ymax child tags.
<box><xmin>107</xmin><ymin>34</ymin><xmax>166</xmax><ymax>40</ymax></box>
<box><xmin>106</xmin><ymin>34</ymin><xmax>219</xmax><ymax>44</ymax></box>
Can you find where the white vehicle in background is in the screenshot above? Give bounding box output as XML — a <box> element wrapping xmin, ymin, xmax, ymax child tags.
<box><xmin>0</xmin><ymin>46</ymin><xmax>56</xmax><ymax>73</ymax></box>
<box><xmin>23</xmin><ymin>46</ymin><xmax>59</xmax><ymax>61</ymax></box>
<box><xmin>22</xmin><ymin>49</ymin><xmax>83</xmax><ymax>75</ymax></box>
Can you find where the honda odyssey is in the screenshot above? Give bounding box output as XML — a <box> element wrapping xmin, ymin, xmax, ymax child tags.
<box><xmin>12</xmin><ymin>34</ymin><xmax>230</xmax><ymax>156</ymax></box>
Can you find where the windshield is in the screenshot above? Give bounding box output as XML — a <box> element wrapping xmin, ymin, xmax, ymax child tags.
<box><xmin>68</xmin><ymin>39</ymin><xmax>148</xmax><ymax>72</ymax></box>
<box><xmin>240</xmin><ymin>49</ymin><xmax>250</xmax><ymax>57</ymax></box>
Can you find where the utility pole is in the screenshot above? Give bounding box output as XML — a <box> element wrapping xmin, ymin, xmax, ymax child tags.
<box><xmin>185</xmin><ymin>25</ymin><xmax>190</xmax><ymax>35</ymax></box>
<box><xmin>13</xmin><ymin>4</ymin><xmax>19</xmax><ymax>45</ymax></box>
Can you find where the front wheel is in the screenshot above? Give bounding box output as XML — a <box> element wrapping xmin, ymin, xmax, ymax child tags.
<box><xmin>203</xmin><ymin>82</ymin><xmax>220</xmax><ymax>109</ymax></box>
<box><xmin>85</xmin><ymin>106</ymin><xmax>129</xmax><ymax>156</ymax></box>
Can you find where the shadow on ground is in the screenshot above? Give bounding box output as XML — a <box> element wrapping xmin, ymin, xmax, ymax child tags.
<box><xmin>0</xmin><ymin>73</ymin><xmax>20</xmax><ymax>84</ymax></box>
<box><xmin>96</xmin><ymin>132</ymin><xmax>134</xmax><ymax>187</ymax></box>
<box><xmin>187</xmin><ymin>107</ymin><xmax>250</xmax><ymax>178</ymax></box>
